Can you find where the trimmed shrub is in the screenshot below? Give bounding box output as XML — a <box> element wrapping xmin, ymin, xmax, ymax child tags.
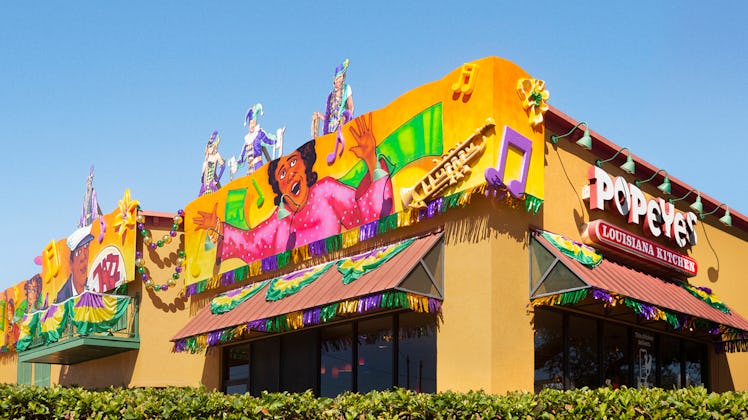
<box><xmin>0</xmin><ymin>384</ymin><xmax>746</xmax><ymax>419</ymax></box>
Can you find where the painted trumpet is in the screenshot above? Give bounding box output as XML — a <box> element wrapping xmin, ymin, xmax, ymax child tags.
<box><xmin>401</xmin><ymin>118</ymin><xmax>494</xmax><ymax>209</ymax></box>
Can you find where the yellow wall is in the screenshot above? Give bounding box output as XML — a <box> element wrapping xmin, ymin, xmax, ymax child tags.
<box><xmin>434</xmin><ymin>197</ymin><xmax>537</xmax><ymax>393</ymax></box>
<box><xmin>0</xmin><ymin>353</ymin><xmax>17</xmax><ymax>383</ymax></box>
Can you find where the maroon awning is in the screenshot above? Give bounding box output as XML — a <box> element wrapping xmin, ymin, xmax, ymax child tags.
<box><xmin>533</xmin><ymin>232</ymin><xmax>748</xmax><ymax>332</ymax></box>
<box><xmin>172</xmin><ymin>233</ymin><xmax>442</xmax><ymax>344</ymax></box>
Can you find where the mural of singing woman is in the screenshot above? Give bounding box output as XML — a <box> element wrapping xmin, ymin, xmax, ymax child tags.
<box><xmin>194</xmin><ymin>114</ymin><xmax>393</xmax><ymax>265</ymax></box>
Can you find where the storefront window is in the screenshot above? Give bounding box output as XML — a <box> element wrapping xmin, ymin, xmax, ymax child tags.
<box><xmin>568</xmin><ymin>315</ymin><xmax>598</xmax><ymax>389</ymax></box>
<box><xmin>281</xmin><ymin>330</ymin><xmax>318</xmax><ymax>393</ymax></box>
<box><xmin>251</xmin><ymin>337</ymin><xmax>280</xmax><ymax>395</ymax></box>
<box><xmin>398</xmin><ymin>312</ymin><xmax>437</xmax><ymax>393</ymax></box>
<box><xmin>533</xmin><ymin>309</ymin><xmax>563</xmax><ymax>392</ymax></box>
<box><xmin>222</xmin><ymin>310</ymin><xmax>438</xmax><ymax>396</ymax></box>
<box><xmin>634</xmin><ymin>331</ymin><xmax>656</xmax><ymax>388</ymax></box>
<box><xmin>660</xmin><ymin>336</ymin><xmax>681</xmax><ymax>389</ymax></box>
<box><xmin>685</xmin><ymin>341</ymin><xmax>706</xmax><ymax>387</ymax></box>
<box><xmin>223</xmin><ymin>343</ymin><xmax>250</xmax><ymax>395</ymax></box>
<box><xmin>321</xmin><ymin>324</ymin><xmax>354</xmax><ymax>397</ymax></box>
<box><xmin>533</xmin><ymin>309</ymin><xmax>709</xmax><ymax>392</ymax></box>
<box><xmin>602</xmin><ymin>323</ymin><xmax>629</xmax><ymax>388</ymax></box>
<box><xmin>358</xmin><ymin>316</ymin><xmax>394</xmax><ymax>393</ymax></box>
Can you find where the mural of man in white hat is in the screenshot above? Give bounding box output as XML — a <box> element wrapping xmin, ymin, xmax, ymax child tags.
<box><xmin>56</xmin><ymin>225</ymin><xmax>94</xmax><ymax>302</ymax></box>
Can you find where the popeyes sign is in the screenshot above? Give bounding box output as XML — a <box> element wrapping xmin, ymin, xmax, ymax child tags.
<box><xmin>586</xmin><ymin>166</ymin><xmax>697</xmax><ymax>248</ymax></box>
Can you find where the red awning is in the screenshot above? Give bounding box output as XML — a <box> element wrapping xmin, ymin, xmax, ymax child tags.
<box><xmin>533</xmin><ymin>231</ymin><xmax>748</xmax><ymax>333</ymax></box>
<box><xmin>172</xmin><ymin>233</ymin><xmax>443</xmax><ymax>347</ymax></box>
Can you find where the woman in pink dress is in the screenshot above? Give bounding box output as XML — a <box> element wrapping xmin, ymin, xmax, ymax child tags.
<box><xmin>194</xmin><ymin>114</ymin><xmax>393</xmax><ymax>265</ymax></box>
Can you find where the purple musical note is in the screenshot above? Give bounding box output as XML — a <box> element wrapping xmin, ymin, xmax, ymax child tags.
<box><xmin>484</xmin><ymin>126</ymin><xmax>533</xmax><ymax>198</ymax></box>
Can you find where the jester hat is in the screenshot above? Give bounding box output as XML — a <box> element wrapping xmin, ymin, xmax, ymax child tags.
<box><xmin>244</xmin><ymin>103</ymin><xmax>264</xmax><ymax>126</ymax></box>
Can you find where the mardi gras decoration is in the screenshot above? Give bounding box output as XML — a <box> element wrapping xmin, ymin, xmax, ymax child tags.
<box><xmin>136</xmin><ymin>209</ymin><xmax>186</xmax><ymax>292</ymax></box>
<box><xmin>16</xmin><ymin>291</ymin><xmax>131</xmax><ymax>350</ymax></box>
<box><xmin>79</xmin><ymin>165</ymin><xmax>103</xmax><ymax>228</ymax></box>
<box><xmin>199</xmin><ymin>131</ymin><xmax>226</xmax><ymax>196</ymax></box>
<box><xmin>540</xmin><ymin>231</ymin><xmax>602</xmax><ymax>268</ymax></box>
<box><xmin>401</xmin><ymin>119</ymin><xmax>492</xmax><ymax>209</ymax></box>
<box><xmin>266</xmin><ymin>262</ymin><xmax>335</xmax><ymax>301</ymax></box>
<box><xmin>312</xmin><ymin>59</ymin><xmax>354</xmax><ymax>138</ymax></box>
<box><xmin>114</xmin><ymin>189</ymin><xmax>139</xmax><ymax>240</ymax></box>
<box><xmin>229</xmin><ymin>104</ymin><xmax>285</xmax><ymax>178</ymax></box>
<box><xmin>337</xmin><ymin>239</ymin><xmax>414</xmax><ymax>284</ymax></box>
<box><xmin>176</xmin><ymin>290</ymin><xmax>441</xmax><ymax>353</ymax></box>
<box><xmin>193</xmin><ymin>113</ymin><xmax>393</xmax><ymax>267</ymax></box>
<box><xmin>185</xmin><ymin>57</ymin><xmax>548</xmax><ymax>296</ymax></box>
<box><xmin>211</xmin><ymin>280</ymin><xmax>270</xmax><ymax>315</ymax></box>
<box><xmin>516</xmin><ymin>78</ymin><xmax>549</xmax><ymax>128</ymax></box>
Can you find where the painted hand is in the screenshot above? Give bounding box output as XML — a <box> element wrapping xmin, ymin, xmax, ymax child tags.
<box><xmin>348</xmin><ymin>113</ymin><xmax>377</xmax><ymax>179</ymax></box>
<box><xmin>193</xmin><ymin>203</ymin><xmax>219</xmax><ymax>232</ymax></box>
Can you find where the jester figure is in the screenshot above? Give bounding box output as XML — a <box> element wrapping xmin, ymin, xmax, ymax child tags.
<box><xmin>312</xmin><ymin>59</ymin><xmax>355</xmax><ymax>137</ymax></box>
<box><xmin>79</xmin><ymin>165</ymin><xmax>103</xmax><ymax>228</ymax></box>
<box><xmin>233</xmin><ymin>103</ymin><xmax>285</xmax><ymax>176</ymax></box>
<box><xmin>200</xmin><ymin>131</ymin><xmax>226</xmax><ymax>196</ymax></box>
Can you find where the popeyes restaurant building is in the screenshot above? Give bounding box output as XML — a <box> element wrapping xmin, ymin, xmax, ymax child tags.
<box><xmin>1</xmin><ymin>56</ymin><xmax>747</xmax><ymax>395</ymax></box>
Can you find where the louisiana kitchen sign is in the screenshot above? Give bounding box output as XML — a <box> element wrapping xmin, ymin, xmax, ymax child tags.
<box><xmin>583</xmin><ymin>219</ymin><xmax>697</xmax><ymax>276</ymax></box>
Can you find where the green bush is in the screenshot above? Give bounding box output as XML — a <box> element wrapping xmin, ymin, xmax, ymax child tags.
<box><xmin>0</xmin><ymin>384</ymin><xmax>746</xmax><ymax>419</ymax></box>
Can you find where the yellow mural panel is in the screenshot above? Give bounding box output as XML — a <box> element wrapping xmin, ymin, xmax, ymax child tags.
<box><xmin>184</xmin><ymin>57</ymin><xmax>546</xmax><ymax>290</ymax></box>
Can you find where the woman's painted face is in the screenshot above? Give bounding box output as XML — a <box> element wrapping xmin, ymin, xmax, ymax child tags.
<box><xmin>333</xmin><ymin>74</ymin><xmax>344</xmax><ymax>90</ymax></box>
<box><xmin>275</xmin><ymin>150</ymin><xmax>309</xmax><ymax>213</ymax></box>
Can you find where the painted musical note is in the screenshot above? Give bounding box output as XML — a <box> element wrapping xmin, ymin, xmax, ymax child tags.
<box><xmin>252</xmin><ymin>178</ymin><xmax>265</xmax><ymax>208</ymax></box>
<box><xmin>451</xmin><ymin>63</ymin><xmax>478</xmax><ymax>96</ymax></box>
<box><xmin>42</xmin><ymin>239</ymin><xmax>60</xmax><ymax>283</ymax></box>
<box><xmin>484</xmin><ymin>126</ymin><xmax>532</xmax><ymax>198</ymax></box>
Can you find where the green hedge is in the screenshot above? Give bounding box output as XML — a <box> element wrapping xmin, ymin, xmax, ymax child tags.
<box><xmin>1</xmin><ymin>384</ymin><xmax>747</xmax><ymax>419</ymax></box>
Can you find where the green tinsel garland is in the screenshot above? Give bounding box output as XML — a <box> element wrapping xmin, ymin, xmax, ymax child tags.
<box><xmin>560</xmin><ymin>289</ymin><xmax>588</xmax><ymax>305</ymax></box>
<box><xmin>320</xmin><ymin>303</ymin><xmax>338</xmax><ymax>323</ymax></box>
<box><xmin>524</xmin><ymin>194</ymin><xmax>543</xmax><ymax>214</ymax></box>
<box><xmin>277</xmin><ymin>251</ymin><xmax>291</xmax><ymax>269</ymax></box>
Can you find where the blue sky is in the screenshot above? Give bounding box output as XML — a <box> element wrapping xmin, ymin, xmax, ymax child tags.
<box><xmin>1</xmin><ymin>2</ymin><xmax>746</xmax><ymax>289</ymax></box>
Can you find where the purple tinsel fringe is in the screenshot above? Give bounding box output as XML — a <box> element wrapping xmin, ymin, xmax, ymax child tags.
<box><xmin>262</xmin><ymin>256</ymin><xmax>278</xmax><ymax>272</ymax></box>
<box><xmin>428</xmin><ymin>298</ymin><xmax>442</xmax><ymax>313</ymax></box>
<box><xmin>359</xmin><ymin>221</ymin><xmax>378</xmax><ymax>242</ymax></box>
<box><xmin>174</xmin><ymin>340</ymin><xmax>186</xmax><ymax>352</ymax></box>
<box><xmin>591</xmin><ymin>288</ymin><xmax>614</xmax><ymax>306</ymax></box>
<box><xmin>220</xmin><ymin>271</ymin><xmax>235</xmax><ymax>287</ymax></box>
<box><xmin>247</xmin><ymin>319</ymin><xmax>268</xmax><ymax>332</ymax></box>
<box><xmin>309</xmin><ymin>239</ymin><xmax>327</xmax><ymax>257</ymax></box>
<box><xmin>207</xmin><ymin>330</ymin><xmax>222</xmax><ymax>346</ymax></box>
<box><xmin>359</xmin><ymin>294</ymin><xmax>382</xmax><ymax>313</ymax></box>
<box><xmin>639</xmin><ymin>303</ymin><xmax>657</xmax><ymax>320</ymax></box>
<box><xmin>303</xmin><ymin>307</ymin><xmax>321</xmax><ymax>325</ymax></box>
